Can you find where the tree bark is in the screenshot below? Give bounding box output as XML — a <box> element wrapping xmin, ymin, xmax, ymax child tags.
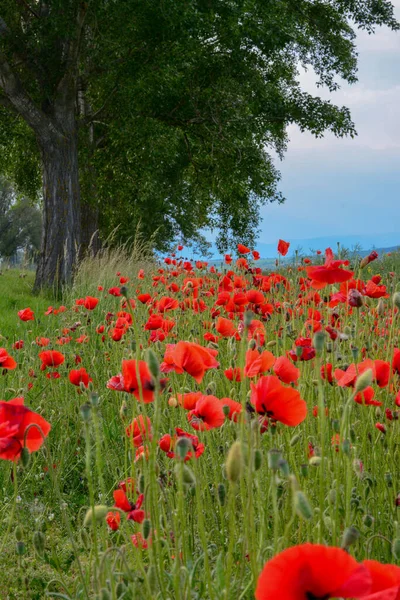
<box><xmin>80</xmin><ymin>200</ymin><xmax>101</xmax><ymax>256</ymax></box>
<box><xmin>34</xmin><ymin>129</ymin><xmax>81</xmax><ymax>291</ymax></box>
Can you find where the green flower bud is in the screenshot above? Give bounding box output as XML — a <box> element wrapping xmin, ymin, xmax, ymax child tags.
<box><xmin>294</xmin><ymin>491</ymin><xmax>313</xmax><ymax>521</ymax></box>
<box><xmin>176</xmin><ymin>436</ymin><xmax>192</xmax><ymax>460</ymax></box>
<box><xmin>341</xmin><ymin>526</ymin><xmax>360</xmax><ymax>550</ymax></box>
<box><xmin>80</xmin><ymin>402</ymin><xmax>92</xmax><ymax>422</ymax></box>
<box><xmin>20</xmin><ymin>447</ymin><xmax>30</xmax><ymax>468</ymax></box>
<box><xmin>254</xmin><ymin>449</ymin><xmax>262</xmax><ymax>471</ymax></box>
<box><xmin>90</xmin><ymin>392</ymin><xmax>100</xmax><ymax>407</ymax></box>
<box><xmin>139</xmin><ymin>473</ymin><xmax>145</xmax><ymax>493</ymax></box>
<box><xmin>174</xmin><ymin>464</ymin><xmax>196</xmax><ymax>486</ymax></box>
<box><xmin>268</xmin><ymin>449</ymin><xmax>282</xmax><ymax>471</ymax></box>
<box><xmin>226</xmin><ymin>441</ymin><xmax>243</xmax><ymax>483</ymax></box>
<box><xmin>222</xmin><ymin>404</ymin><xmax>230</xmax><ymax>418</ymax></box>
<box><xmin>217</xmin><ymin>483</ymin><xmax>226</xmax><ymax>506</ymax></box>
<box><xmin>354</xmin><ymin>369</ymin><xmax>373</xmax><ymax>394</ymax></box>
<box><xmin>244</xmin><ymin>311</ymin><xmax>254</xmax><ymax>328</ymax></box>
<box><xmin>313</xmin><ymin>331</ymin><xmax>326</xmax><ymax>354</ymax></box>
<box><xmin>120</xmin><ymin>286</ymin><xmax>128</xmax><ymax>297</ymax></box>
<box><xmin>278</xmin><ymin>459</ymin><xmax>290</xmax><ymax>477</ymax></box>
<box><xmin>83</xmin><ymin>505</ymin><xmax>109</xmax><ymax>527</ymax></box>
<box><xmin>309</xmin><ymin>456</ymin><xmax>322</xmax><ymax>467</ymax></box>
<box><xmin>142</xmin><ymin>519</ymin><xmax>151</xmax><ymax>540</ymax></box>
<box><xmin>33</xmin><ymin>530</ymin><xmax>46</xmax><ymax>557</ymax></box>
<box><xmin>300</xmin><ymin>464</ymin><xmax>309</xmax><ymax>478</ymax></box>
<box><xmin>16</xmin><ymin>541</ymin><xmax>26</xmax><ymax>556</ymax></box>
<box><xmin>290</xmin><ymin>434</ymin><xmax>301</xmax><ymax>447</ymax></box>
<box><xmin>363</xmin><ymin>514</ymin><xmax>374</xmax><ymax>528</ymax></box>
<box><xmin>146</xmin><ymin>349</ymin><xmax>160</xmax><ymax>380</ymax></box>
<box><xmin>15</xmin><ymin>526</ymin><xmax>23</xmax><ymax>542</ymax></box>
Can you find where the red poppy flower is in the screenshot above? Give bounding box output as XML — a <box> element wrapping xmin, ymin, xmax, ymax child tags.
<box><xmin>237</xmin><ymin>244</ymin><xmax>251</xmax><ymax>254</ymax></box>
<box><xmin>277</xmin><ymin>239</ymin><xmax>290</xmax><ymax>257</ymax></box>
<box><xmin>39</xmin><ymin>350</ymin><xmax>65</xmax><ymax>371</ymax></box>
<box><xmin>83</xmin><ymin>296</ymin><xmax>99</xmax><ymax>310</ymax></box>
<box><xmin>215</xmin><ymin>317</ymin><xmax>237</xmax><ymax>338</ymax></box>
<box><xmin>256</xmin><ymin>544</ymin><xmax>371</xmax><ymax>600</ymax></box>
<box><xmin>354</xmin><ymin>387</ymin><xmax>381</xmax><ymax>406</ymax></box>
<box><xmin>252</xmin><ymin>250</ymin><xmax>260</xmax><ymax>260</ymax></box>
<box><xmin>18</xmin><ymin>307</ymin><xmax>34</xmax><ymax>321</ymax></box>
<box><xmin>12</xmin><ymin>341</ymin><xmax>24</xmax><ymax>350</ymax></box>
<box><xmin>306</xmin><ymin>248</ymin><xmax>354</xmax><ymax>288</ymax></box>
<box><xmin>0</xmin><ymin>348</ymin><xmax>17</xmax><ymax>370</ymax></box>
<box><xmin>362</xmin><ymin>559</ymin><xmax>400</xmax><ymax>600</ymax></box>
<box><xmin>126</xmin><ymin>415</ymin><xmax>152</xmax><ymax>447</ymax></box>
<box><xmin>273</xmin><ymin>356</ymin><xmax>300</xmax><ymax>384</ymax></box>
<box><xmin>122</xmin><ymin>360</ymin><xmax>158</xmax><ymax>403</ymax></box>
<box><xmin>393</xmin><ymin>349</ymin><xmax>400</xmax><ymax>375</ymax></box>
<box><xmin>0</xmin><ymin>398</ymin><xmax>51</xmax><ymax>461</ymax></box>
<box><xmin>36</xmin><ymin>337</ymin><xmax>50</xmax><ymax>347</ymax></box>
<box><xmin>187</xmin><ymin>395</ymin><xmax>225</xmax><ymax>431</ymax></box>
<box><xmin>224</xmin><ymin>367</ymin><xmax>243</xmax><ymax>382</ymax></box>
<box><xmin>161</xmin><ymin>342</ymin><xmax>219</xmax><ymax>383</ymax></box>
<box><xmin>106</xmin><ymin>511</ymin><xmax>121</xmax><ymax>531</ymax></box>
<box><xmin>113</xmin><ymin>488</ymin><xmax>145</xmax><ymax>523</ymax></box>
<box><xmin>69</xmin><ymin>368</ymin><xmax>92</xmax><ymax>388</ymax></box>
<box><xmin>250</xmin><ymin>376</ymin><xmax>307</xmax><ymax>426</ymax></box>
<box><xmin>159</xmin><ymin>427</ymin><xmax>205</xmax><ymax>460</ymax></box>
<box><xmin>244</xmin><ymin>349</ymin><xmax>275</xmax><ymax>378</ymax></box>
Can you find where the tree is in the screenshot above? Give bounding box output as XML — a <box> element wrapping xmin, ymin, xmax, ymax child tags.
<box><xmin>0</xmin><ymin>1</ymin><xmax>398</xmax><ymax>288</ymax></box>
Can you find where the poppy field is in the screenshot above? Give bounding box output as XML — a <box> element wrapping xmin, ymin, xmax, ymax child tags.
<box><xmin>1</xmin><ymin>242</ymin><xmax>400</xmax><ymax>599</ymax></box>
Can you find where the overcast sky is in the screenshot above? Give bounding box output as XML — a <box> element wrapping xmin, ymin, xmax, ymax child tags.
<box><xmin>259</xmin><ymin>0</ymin><xmax>400</xmax><ymax>246</ymax></box>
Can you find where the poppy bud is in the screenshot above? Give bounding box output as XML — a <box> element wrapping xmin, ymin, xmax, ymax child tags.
<box><xmin>83</xmin><ymin>505</ymin><xmax>109</xmax><ymax>527</ymax></box>
<box><xmin>354</xmin><ymin>368</ymin><xmax>373</xmax><ymax>394</ymax></box>
<box><xmin>332</xmin><ymin>419</ymin><xmax>340</xmax><ymax>433</ymax></box>
<box><xmin>392</xmin><ymin>538</ymin><xmax>400</xmax><ymax>559</ymax></box>
<box><xmin>267</xmin><ymin>449</ymin><xmax>282</xmax><ymax>471</ymax></box>
<box><xmin>217</xmin><ymin>483</ymin><xmax>226</xmax><ymax>506</ymax></box>
<box><xmin>168</xmin><ymin>396</ymin><xmax>178</xmax><ymax>408</ymax></box>
<box><xmin>377</xmin><ymin>299</ymin><xmax>385</xmax><ymax>316</ymax></box>
<box><xmin>176</xmin><ymin>436</ymin><xmax>192</xmax><ymax>460</ymax></box>
<box><xmin>131</xmin><ymin>339</ymin><xmax>137</xmax><ymax>351</ymax></box>
<box><xmin>328</xmin><ymin>489</ymin><xmax>336</xmax><ymax>505</ymax></box>
<box><xmin>392</xmin><ymin>292</ymin><xmax>400</xmax><ymax>309</ymax></box>
<box><xmin>16</xmin><ymin>541</ymin><xmax>26</xmax><ymax>556</ymax></box>
<box><xmin>351</xmin><ymin>346</ymin><xmax>359</xmax><ymax>360</ymax></box>
<box><xmin>146</xmin><ymin>349</ymin><xmax>160</xmax><ymax>380</ymax></box>
<box><xmin>341</xmin><ymin>526</ymin><xmax>360</xmax><ymax>550</ymax></box>
<box><xmin>139</xmin><ymin>474</ymin><xmax>145</xmax><ymax>493</ymax></box>
<box><xmin>142</xmin><ymin>519</ymin><xmax>151</xmax><ymax>539</ymax></box>
<box><xmin>120</xmin><ymin>286</ymin><xmax>128</xmax><ymax>297</ymax></box>
<box><xmin>33</xmin><ymin>530</ymin><xmax>46</xmax><ymax>557</ymax></box>
<box><xmin>120</xmin><ymin>400</ymin><xmax>128</xmax><ymax>420</ymax></box>
<box><xmin>222</xmin><ymin>404</ymin><xmax>230</xmax><ymax>418</ymax></box>
<box><xmin>342</xmin><ymin>439</ymin><xmax>351</xmax><ymax>455</ymax></box>
<box><xmin>175</xmin><ymin>464</ymin><xmax>196</xmax><ymax>486</ymax></box>
<box><xmin>312</xmin><ymin>331</ymin><xmax>325</xmax><ymax>354</ymax></box>
<box><xmin>206</xmin><ymin>381</ymin><xmax>217</xmax><ymax>395</ymax></box>
<box><xmin>363</xmin><ymin>514</ymin><xmax>374</xmax><ymax>528</ymax></box>
<box><xmin>300</xmin><ymin>464</ymin><xmax>308</xmax><ymax>477</ymax></box>
<box><xmin>80</xmin><ymin>402</ymin><xmax>92</xmax><ymax>422</ymax></box>
<box><xmin>254</xmin><ymin>449</ymin><xmax>262</xmax><ymax>471</ymax></box>
<box><xmin>90</xmin><ymin>392</ymin><xmax>100</xmax><ymax>407</ymax></box>
<box><xmin>116</xmin><ymin>582</ymin><xmax>127</xmax><ymax>598</ymax></box>
<box><xmin>278</xmin><ymin>459</ymin><xmax>290</xmax><ymax>477</ymax></box>
<box><xmin>309</xmin><ymin>456</ymin><xmax>322</xmax><ymax>466</ymax></box>
<box><xmin>266</xmin><ymin>340</ymin><xmax>276</xmax><ymax>348</ymax></box>
<box><xmin>385</xmin><ymin>472</ymin><xmax>393</xmax><ymax>487</ymax></box>
<box><xmin>244</xmin><ymin>311</ymin><xmax>254</xmax><ymax>328</ymax></box>
<box><xmin>21</xmin><ymin>446</ymin><xmax>30</xmax><ymax>468</ymax></box>
<box><xmin>248</xmin><ymin>339</ymin><xmax>257</xmax><ymax>350</ymax></box>
<box><xmin>100</xmin><ymin>588</ymin><xmax>111</xmax><ymax>600</ymax></box>
<box><xmin>294</xmin><ymin>491</ymin><xmax>313</xmax><ymax>521</ymax></box>
<box><xmin>225</xmin><ymin>441</ymin><xmax>243</xmax><ymax>483</ymax></box>
<box><xmin>15</xmin><ymin>526</ymin><xmax>23</xmax><ymax>542</ymax></box>
<box><xmin>290</xmin><ymin>434</ymin><xmax>301</xmax><ymax>446</ymax></box>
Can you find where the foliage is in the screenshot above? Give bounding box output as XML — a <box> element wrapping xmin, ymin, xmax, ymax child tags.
<box><xmin>0</xmin><ymin>1</ymin><xmax>399</xmax><ymax>255</ymax></box>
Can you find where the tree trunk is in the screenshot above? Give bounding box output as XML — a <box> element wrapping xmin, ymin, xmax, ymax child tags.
<box><xmin>34</xmin><ymin>131</ymin><xmax>81</xmax><ymax>291</ymax></box>
<box><xmin>80</xmin><ymin>200</ymin><xmax>101</xmax><ymax>256</ymax></box>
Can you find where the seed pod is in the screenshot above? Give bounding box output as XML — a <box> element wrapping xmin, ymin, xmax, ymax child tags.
<box><xmin>142</xmin><ymin>519</ymin><xmax>151</xmax><ymax>540</ymax></box>
<box><xmin>217</xmin><ymin>483</ymin><xmax>226</xmax><ymax>506</ymax></box>
<box><xmin>254</xmin><ymin>449</ymin><xmax>262</xmax><ymax>471</ymax></box>
<box><xmin>83</xmin><ymin>505</ymin><xmax>109</xmax><ymax>527</ymax></box>
<box><xmin>225</xmin><ymin>441</ymin><xmax>243</xmax><ymax>483</ymax></box>
<box><xmin>312</xmin><ymin>331</ymin><xmax>325</xmax><ymax>354</ymax></box>
<box><xmin>16</xmin><ymin>541</ymin><xmax>26</xmax><ymax>556</ymax></box>
<box><xmin>294</xmin><ymin>491</ymin><xmax>313</xmax><ymax>521</ymax></box>
<box><xmin>278</xmin><ymin>459</ymin><xmax>290</xmax><ymax>477</ymax></box>
<box><xmin>290</xmin><ymin>434</ymin><xmax>301</xmax><ymax>447</ymax></box>
<box><xmin>146</xmin><ymin>349</ymin><xmax>160</xmax><ymax>380</ymax></box>
<box><xmin>33</xmin><ymin>531</ymin><xmax>46</xmax><ymax>557</ymax></box>
<box><xmin>244</xmin><ymin>311</ymin><xmax>254</xmax><ymax>328</ymax></box>
<box><xmin>15</xmin><ymin>526</ymin><xmax>23</xmax><ymax>542</ymax></box>
<box><xmin>363</xmin><ymin>514</ymin><xmax>374</xmax><ymax>528</ymax></box>
<box><xmin>342</xmin><ymin>439</ymin><xmax>351</xmax><ymax>455</ymax></box>
<box><xmin>174</xmin><ymin>464</ymin><xmax>196</xmax><ymax>486</ymax></box>
<box><xmin>120</xmin><ymin>286</ymin><xmax>128</xmax><ymax>297</ymax></box>
<box><xmin>341</xmin><ymin>526</ymin><xmax>360</xmax><ymax>550</ymax></box>
<box><xmin>21</xmin><ymin>447</ymin><xmax>30</xmax><ymax>468</ymax></box>
<box><xmin>99</xmin><ymin>588</ymin><xmax>111</xmax><ymax>600</ymax></box>
<box><xmin>90</xmin><ymin>392</ymin><xmax>100</xmax><ymax>407</ymax></box>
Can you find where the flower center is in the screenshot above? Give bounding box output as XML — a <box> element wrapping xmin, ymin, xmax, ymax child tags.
<box><xmin>306</xmin><ymin>593</ymin><xmax>330</xmax><ymax>600</ymax></box>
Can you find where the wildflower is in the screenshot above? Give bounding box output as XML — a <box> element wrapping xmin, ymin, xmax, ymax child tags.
<box><xmin>0</xmin><ymin>398</ymin><xmax>51</xmax><ymax>461</ymax></box>
<box><xmin>277</xmin><ymin>239</ymin><xmax>290</xmax><ymax>256</ymax></box>
<box><xmin>250</xmin><ymin>376</ymin><xmax>307</xmax><ymax>426</ymax></box>
<box><xmin>18</xmin><ymin>308</ymin><xmax>34</xmax><ymax>321</ymax></box>
<box><xmin>126</xmin><ymin>415</ymin><xmax>152</xmax><ymax>447</ymax></box>
<box><xmin>160</xmin><ymin>341</ymin><xmax>219</xmax><ymax>383</ymax></box>
<box><xmin>0</xmin><ymin>348</ymin><xmax>17</xmax><ymax>370</ymax></box>
<box><xmin>187</xmin><ymin>395</ymin><xmax>225</xmax><ymax>431</ymax></box>
<box><xmin>39</xmin><ymin>350</ymin><xmax>65</xmax><ymax>371</ymax></box>
<box><xmin>255</xmin><ymin>543</ymin><xmax>371</xmax><ymax>600</ymax></box>
<box><xmin>306</xmin><ymin>247</ymin><xmax>353</xmax><ymax>288</ymax></box>
<box><xmin>69</xmin><ymin>368</ymin><xmax>92</xmax><ymax>388</ymax></box>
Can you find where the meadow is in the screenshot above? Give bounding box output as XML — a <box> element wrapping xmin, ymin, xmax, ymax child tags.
<box><xmin>1</xmin><ymin>243</ymin><xmax>400</xmax><ymax>600</ymax></box>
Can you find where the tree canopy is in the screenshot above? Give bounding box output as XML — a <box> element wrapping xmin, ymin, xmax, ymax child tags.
<box><xmin>0</xmin><ymin>0</ymin><xmax>398</xmax><ymax>280</ymax></box>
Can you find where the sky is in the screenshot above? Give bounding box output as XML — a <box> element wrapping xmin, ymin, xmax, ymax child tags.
<box><xmin>256</xmin><ymin>0</ymin><xmax>400</xmax><ymax>252</ymax></box>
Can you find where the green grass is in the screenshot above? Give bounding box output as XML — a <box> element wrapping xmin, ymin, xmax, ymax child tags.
<box><xmin>0</xmin><ymin>269</ymin><xmax>52</xmax><ymax>339</ymax></box>
<box><xmin>0</xmin><ymin>254</ymin><xmax>399</xmax><ymax>599</ymax></box>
